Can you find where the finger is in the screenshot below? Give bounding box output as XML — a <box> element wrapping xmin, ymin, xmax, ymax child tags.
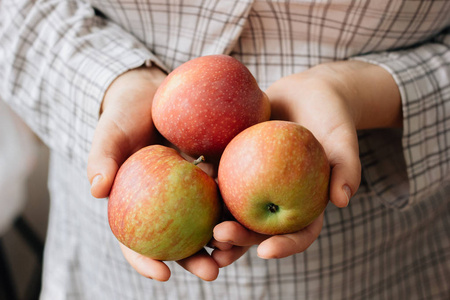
<box><xmin>257</xmin><ymin>213</ymin><xmax>324</xmax><ymax>259</ymax></box>
<box><xmin>330</xmin><ymin>160</ymin><xmax>361</xmax><ymax>208</ymax></box>
<box><xmin>213</xmin><ymin>221</ymin><xmax>269</xmax><ymax>246</ymax></box>
<box><xmin>211</xmin><ymin>246</ymin><xmax>251</xmax><ymax>268</ymax></box>
<box><xmin>87</xmin><ymin>112</ymin><xmax>130</xmax><ymax>199</ymax></box>
<box><xmin>87</xmin><ymin>67</ymin><xmax>164</xmax><ymax>199</ymax></box>
<box><xmin>208</xmin><ymin>239</ymin><xmax>234</xmax><ymax>251</ymax></box>
<box><xmin>119</xmin><ymin>243</ymin><xmax>171</xmax><ymax>281</ymax></box>
<box><xmin>327</xmin><ymin>133</ymin><xmax>361</xmax><ymax>208</ymax></box>
<box><xmin>177</xmin><ymin>248</ymin><xmax>219</xmax><ymax>281</ymax></box>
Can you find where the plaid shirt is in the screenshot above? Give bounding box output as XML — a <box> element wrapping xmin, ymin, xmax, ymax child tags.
<box><xmin>1</xmin><ymin>0</ymin><xmax>449</xmax><ymax>299</ymax></box>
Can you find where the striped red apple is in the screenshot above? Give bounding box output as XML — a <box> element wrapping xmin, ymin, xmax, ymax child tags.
<box><xmin>152</xmin><ymin>54</ymin><xmax>271</xmax><ymax>159</ymax></box>
<box><xmin>108</xmin><ymin>145</ymin><xmax>221</xmax><ymax>261</ymax></box>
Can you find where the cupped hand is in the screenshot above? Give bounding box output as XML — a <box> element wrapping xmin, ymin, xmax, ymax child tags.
<box><xmin>212</xmin><ymin>60</ymin><xmax>402</xmax><ymax>265</ymax></box>
<box><xmin>86</xmin><ymin>65</ymin><xmax>220</xmax><ymax>281</ymax></box>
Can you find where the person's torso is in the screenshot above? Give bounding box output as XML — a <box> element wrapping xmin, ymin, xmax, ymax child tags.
<box><xmin>91</xmin><ymin>0</ymin><xmax>449</xmax><ymax>88</ymax></box>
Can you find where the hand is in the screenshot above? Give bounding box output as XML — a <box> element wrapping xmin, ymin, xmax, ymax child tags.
<box><xmin>212</xmin><ymin>60</ymin><xmax>402</xmax><ymax>264</ymax></box>
<box><xmin>86</xmin><ymin>65</ymin><xmax>220</xmax><ymax>281</ymax></box>
<box><xmin>87</xmin><ymin>66</ymin><xmax>166</xmax><ymax>198</ymax></box>
<box><xmin>211</xmin><ymin>214</ymin><xmax>324</xmax><ymax>266</ymax></box>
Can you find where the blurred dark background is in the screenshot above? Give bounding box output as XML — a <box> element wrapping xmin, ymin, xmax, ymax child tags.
<box><xmin>0</xmin><ymin>101</ymin><xmax>50</xmax><ymax>300</ymax></box>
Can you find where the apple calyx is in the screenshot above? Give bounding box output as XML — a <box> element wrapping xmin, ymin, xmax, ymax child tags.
<box><xmin>267</xmin><ymin>203</ymin><xmax>279</xmax><ymax>213</ymax></box>
<box><xmin>193</xmin><ymin>156</ymin><xmax>205</xmax><ymax>166</ymax></box>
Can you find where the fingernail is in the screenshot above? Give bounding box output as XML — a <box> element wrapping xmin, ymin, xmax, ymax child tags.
<box><xmin>91</xmin><ymin>174</ymin><xmax>103</xmax><ymax>187</ymax></box>
<box><xmin>343</xmin><ymin>185</ymin><xmax>351</xmax><ymax>207</ymax></box>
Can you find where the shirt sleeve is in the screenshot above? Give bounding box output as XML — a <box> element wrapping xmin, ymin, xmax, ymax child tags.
<box><xmin>352</xmin><ymin>27</ymin><xmax>450</xmax><ymax>209</ymax></box>
<box><xmin>0</xmin><ymin>0</ymin><xmax>167</xmax><ymax>168</ymax></box>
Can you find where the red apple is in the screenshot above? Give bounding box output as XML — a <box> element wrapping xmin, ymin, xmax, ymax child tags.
<box><xmin>218</xmin><ymin>121</ymin><xmax>330</xmax><ymax>235</ymax></box>
<box><xmin>152</xmin><ymin>54</ymin><xmax>271</xmax><ymax>159</ymax></box>
<box><xmin>108</xmin><ymin>145</ymin><xmax>221</xmax><ymax>261</ymax></box>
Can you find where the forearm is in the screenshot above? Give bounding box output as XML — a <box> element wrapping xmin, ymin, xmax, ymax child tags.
<box><xmin>0</xmin><ymin>0</ymin><xmax>158</xmax><ymax>166</ymax></box>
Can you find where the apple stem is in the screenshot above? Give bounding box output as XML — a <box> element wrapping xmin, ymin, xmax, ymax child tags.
<box><xmin>193</xmin><ymin>156</ymin><xmax>205</xmax><ymax>166</ymax></box>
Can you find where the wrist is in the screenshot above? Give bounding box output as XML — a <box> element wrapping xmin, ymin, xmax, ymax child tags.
<box><xmin>308</xmin><ymin>61</ymin><xmax>403</xmax><ymax>130</ymax></box>
<box><xmin>101</xmin><ymin>65</ymin><xmax>167</xmax><ymax>115</ymax></box>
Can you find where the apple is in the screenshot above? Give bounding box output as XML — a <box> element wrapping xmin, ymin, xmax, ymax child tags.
<box><xmin>108</xmin><ymin>145</ymin><xmax>221</xmax><ymax>261</ymax></box>
<box><xmin>218</xmin><ymin>121</ymin><xmax>330</xmax><ymax>235</ymax></box>
<box><xmin>152</xmin><ymin>54</ymin><xmax>271</xmax><ymax>159</ymax></box>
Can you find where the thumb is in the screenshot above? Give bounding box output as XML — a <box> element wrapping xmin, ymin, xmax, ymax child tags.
<box><xmin>327</xmin><ymin>135</ymin><xmax>361</xmax><ymax>208</ymax></box>
<box><xmin>87</xmin><ymin>66</ymin><xmax>166</xmax><ymax>199</ymax></box>
<box><xmin>87</xmin><ymin>112</ymin><xmax>127</xmax><ymax>199</ymax></box>
<box><xmin>87</xmin><ymin>107</ymin><xmax>158</xmax><ymax>199</ymax></box>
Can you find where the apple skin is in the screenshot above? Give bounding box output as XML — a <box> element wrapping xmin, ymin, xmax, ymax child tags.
<box><xmin>108</xmin><ymin>145</ymin><xmax>221</xmax><ymax>261</ymax></box>
<box><xmin>152</xmin><ymin>54</ymin><xmax>271</xmax><ymax>159</ymax></box>
<box><xmin>218</xmin><ymin>121</ymin><xmax>330</xmax><ymax>235</ymax></box>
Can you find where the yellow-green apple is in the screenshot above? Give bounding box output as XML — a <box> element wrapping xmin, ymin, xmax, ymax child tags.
<box><xmin>218</xmin><ymin>121</ymin><xmax>330</xmax><ymax>235</ymax></box>
<box><xmin>152</xmin><ymin>54</ymin><xmax>271</xmax><ymax>159</ymax></box>
<box><xmin>108</xmin><ymin>145</ymin><xmax>221</xmax><ymax>261</ymax></box>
